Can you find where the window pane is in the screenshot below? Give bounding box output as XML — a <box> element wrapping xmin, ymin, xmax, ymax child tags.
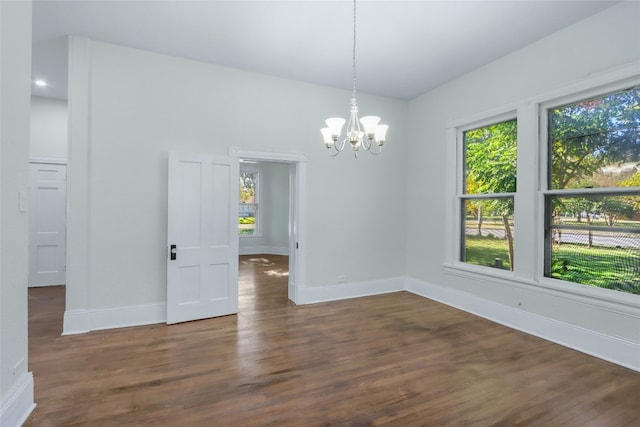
<box><xmin>549</xmin><ymin>86</ymin><xmax>640</xmax><ymax>190</ymax></box>
<box><xmin>239</xmin><ymin>204</ymin><xmax>256</xmax><ymax>236</ymax></box>
<box><xmin>462</xmin><ymin>198</ymin><xmax>514</xmax><ymax>271</ymax></box>
<box><xmin>545</xmin><ymin>194</ymin><xmax>640</xmax><ymax>295</ymax></box>
<box><xmin>240</xmin><ymin>171</ymin><xmax>257</xmax><ymax>203</ymax></box>
<box><xmin>239</xmin><ymin>170</ymin><xmax>258</xmax><ymax>236</ymax></box>
<box><xmin>464</xmin><ymin>119</ymin><xmax>517</xmax><ymax>194</ymax></box>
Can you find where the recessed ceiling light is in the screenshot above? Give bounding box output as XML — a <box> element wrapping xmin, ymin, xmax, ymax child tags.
<box><xmin>34</xmin><ymin>79</ymin><xmax>48</xmax><ymax>87</ymax></box>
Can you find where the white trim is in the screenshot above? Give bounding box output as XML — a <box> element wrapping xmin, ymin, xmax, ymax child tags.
<box><xmin>406</xmin><ymin>276</ymin><xmax>640</xmax><ymax>372</ymax></box>
<box><xmin>66</xmin><ymin>36</ymin><xmax>93</xmax><ymax>332</ymax></box>
<box><xmin>239</xmin><ymin>246</ymin><xmax>288</xmax><ymax>256</ymax></box>
<box><xmin>0</xmin><ymin>372</ymin><xmax>35</xmax><ymax>427</ymax></box>
<box><xmin>300</xmin><ymin>276</ymin><xmax>404</xmax><ymax>305</ymax></box>
<box><xmin>29</xmin><ymin>156</ymin><xmax>67</xmax><ymax>165</ymax></box>
<box><xmin>63</xmin><ymin>302</ymin><xmax>166</xmax><ymax>335</ymax></box>
<box><xmin>444</xmin><ymin>263</ymin><xmax>640</xmax><ymax>314</ymax></box>
<box><xmin>542</xmin><ymin>187</ymin><xmax>640</xmax><ymax>196</ymax></box>
<box><xmin>229</xmin><ymin>147</ymin><xmax>307</xmax><ymax>163</ymax></box>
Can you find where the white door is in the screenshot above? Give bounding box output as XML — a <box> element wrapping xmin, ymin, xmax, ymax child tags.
<box><xmin>167</xmin><ymin>152</ymin><xmax>239</xmax><ymax>324</ymax></box>
<box><xmin>29</xmin><ymin>163</ymin><xmax>67</xmax><ymax>287</ymax></box>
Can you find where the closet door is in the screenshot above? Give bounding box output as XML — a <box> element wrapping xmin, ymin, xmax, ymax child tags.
<box><xmin>29</xmin><ymin>163</ymin><xmax>67</xmax><ymax>287</ymax></box>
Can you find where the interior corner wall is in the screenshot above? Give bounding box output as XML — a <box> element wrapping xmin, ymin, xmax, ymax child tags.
<box><xmin>239</xmin><ymin>161</ymin><xmax>290</xmax><ymax>256</ymax></box>
<box><xmin>406</xmin><ymin>1</ymin><xmax>640</xmax><ymax>358</ymax></box>
<box><xmin>30</xmin><ymin>96</ymin><xmax>68</xmax><ymax>161</ymax></box>
<box><xmin>0</xmin><ymin>0</ymin><xmax>35</xmax><ymax>425</ymax></box>
<box><xmin>65</xmin><ymin>37</ymin><xmax>408</xmax><ymax>330</ymax></box>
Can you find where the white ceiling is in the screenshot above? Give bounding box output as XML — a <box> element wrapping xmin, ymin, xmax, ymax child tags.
<box><xmin>31</xmin><ymin>0</ymin><xmax>620</xmax><ymax>101</ymax></box>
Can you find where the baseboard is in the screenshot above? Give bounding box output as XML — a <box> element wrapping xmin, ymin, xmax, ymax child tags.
<box><xmin>239</xmin><ymin>246</ymin><xmax>288</xmax><ymax>256</ymax></box>
<box><xmin>405</xmin><ymin>277</ymin><xmax>640</xmax><ymax>372</ymax></box>
<box><xmin>28</xmin><ymin>283</ymin><xmax>65</xmax><ymax>288</ymax></box>
<box><xmin>63</xmin><ymin>302</ymin><xmax>166</xmax><ymax>335</ymax></box>
<box><xmin>0</xmin><ymin>372</ymin><xmax>35</xmax><ymax>427</ymax></box>
<box><xmin>301</xmin><ymin>276</ymin><xmax>404</xmax><ymax>304</ymax></box>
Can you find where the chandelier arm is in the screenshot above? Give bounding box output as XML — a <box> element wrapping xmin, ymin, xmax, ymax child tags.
<box><xmin>361</xmin><ymin>135</ymin><xmax>372</xmax><ymax>151</ymax></box>
<box><xmin>367</xmin><ymin>142</ymin><xmax>383</xmax><ymax>155</ymax></box>
<box><xmin>328</xmin><ymin>146</ymin><xmax>341</xmax><ymax>157</ymax></box>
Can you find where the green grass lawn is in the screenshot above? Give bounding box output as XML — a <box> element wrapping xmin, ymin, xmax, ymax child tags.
<box><xmin>464</xmin><ymin>235</ymin><xmax>511</xmax><ymax>270</ymax></box>
<box><xmin>465</xmin><ymin>235</ymin><xmax>640</xmax><ymax>295</ymax></box>
<box><xmin>552</xmin><ymin>243</ymin><xmax>640</xmax><ymax>295</ymax></box>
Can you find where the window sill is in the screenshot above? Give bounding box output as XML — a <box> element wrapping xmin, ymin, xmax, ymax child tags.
<box><xmin>239</xmin><ymin>235</ymin><xmax>264</xmax><ymax>239</ymax></box>
<box><xmin>443</xmin><ymin>262</ymin><xmax>640</xmax><ymax>315</ymax></box>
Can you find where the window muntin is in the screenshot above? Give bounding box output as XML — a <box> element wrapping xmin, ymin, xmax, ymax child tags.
<box><xmin>544</xmin><ymin>86</ymin><xmax>640</xmax><ymax>295</ymax></box>
<box><xmin>462</xmin><ymin>119</ymin><xmax>517</xmax><ymax>271</ymax></box>
<box><xmin>239</xmin><ymin>169</ymin><xmax>259</xmax><ymax>236</ymax></box>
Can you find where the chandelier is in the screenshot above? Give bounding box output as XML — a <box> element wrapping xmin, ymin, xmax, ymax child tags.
<box><xmin>320</xmin><ymin>0</ymin><xmax>388</xmax><ymax>158</ymax></box>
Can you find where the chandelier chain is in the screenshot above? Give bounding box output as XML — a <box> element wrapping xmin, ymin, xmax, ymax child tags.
<box><xmin>352</xmin><ymin>0</ymin><xmax>357</xmax><ymax>100</ymax></box>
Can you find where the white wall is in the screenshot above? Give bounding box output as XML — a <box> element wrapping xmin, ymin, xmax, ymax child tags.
<box><xmin>0</xmin><ymin>1</ymin><xmax>35</xmax><ymax>425</ymax></box>
<box><xmin>406</xmin><ymin>2</ymin><xmax>640</xmax><ymax>361</ymax></box>
<box><xmin>66</xmin><ymin>38</ymin><xmax>408</xmax><ymax>330</ymax></box>
<box><xmin>239</xmin><ymin>161</ymin><xmax>290</xmax><ymax>256</ymax></box>
<box><xmin>30</xmin><ymin>96</ymin><xmax>68</xmax><ymax>161</ymax></box>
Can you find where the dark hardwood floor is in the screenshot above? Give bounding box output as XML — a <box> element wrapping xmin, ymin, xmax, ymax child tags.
<box><xmin>25</xmin><ymin>255</ymin><xmax>640</xmax><ymax>426</ymax></box>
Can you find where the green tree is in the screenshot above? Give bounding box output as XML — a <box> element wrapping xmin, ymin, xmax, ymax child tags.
<box><xmin>619</xmin><ymin>171</ymin><xmax>640</xmax><ymax>213</ymax></box>
<box><xmin>550</xmin><ymin>87</ymin><xmax>640</xmax><ymax>189</ymax></box>
<box><xmin>465</xmin><ymin>119</ymin><xmax>517</xmax><ymax>269</ymax></box>
<box><xmin>560</xmin><ymin>197</ymin><xmax>599</xmax><ymax>247</ymax></box>
<box><xmin>239</xmin><ymin>171</ymin><xmax>256</xmax><ymax>204</ymax></box>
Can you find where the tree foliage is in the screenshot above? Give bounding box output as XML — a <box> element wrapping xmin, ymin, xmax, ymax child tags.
<box><xmin>465</xmin><ymin>119</ymin><xmax>517</xmax><ymax>196</ymax></box>
<box><xmin>239</xmin><ymin>171</ymin><xmax>256</xmax><ymax>204</ymax></box>
<box><xmin>619</xmin><ymin>172</ymin><xmax>640</xmax><ymax>212</ymax></box>
<box><xmin>550</xmin><ymin>87</ymin><xmax>640</xmax><ymax>189</ymax></box>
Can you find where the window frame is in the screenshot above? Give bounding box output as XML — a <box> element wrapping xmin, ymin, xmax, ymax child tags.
<box><xmin>239</xmin><ymin>166</ymin><xmax>261</xmax><ymax>238</ymax></box>
<box><xmin>444</xmin><ymin>68</ymin><xmax>640</xmax><ymax>310</ymax></box>
<box><xmin>459</xmin><ymin>114</ymin><xmax>518</xmax><ymax>271</ymax></box>
<box><xmin>539</xmin><ymin>83</ymin><xmax>640</xmax><ymax>292</ymax></box>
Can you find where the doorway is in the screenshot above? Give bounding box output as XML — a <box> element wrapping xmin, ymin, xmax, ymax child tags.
<box><xmin>166</xmin><ymin>149</ymin><xmax>306</xmax><ymax>324</ymax></box>
<box><xmin>231</xmin><ymin>147</ymin><xmax>307</xmax><ymax>306</ymax></box>
<box><xmin>238</xmin><ymin>159</ymin><xmax>292</xmax><ymax>311</ymax></box>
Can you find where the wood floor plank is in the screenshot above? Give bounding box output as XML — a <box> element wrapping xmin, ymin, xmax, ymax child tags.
<box><xmin>25</xmin><ymin>255</ymin><xmax>640</xmax><ymax>426</ymax></box>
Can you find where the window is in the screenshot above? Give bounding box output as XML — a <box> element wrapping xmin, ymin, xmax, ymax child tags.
<box><xmin>461</xmin><ymin>118</ymin><xmax>517</xmax><ymax>271</ymax></box>
<box><xmin>544</xmin><ymin>86</ymin><xmax>640</xmax><ymax>295</ymax></box>
<box><xmin>448</xmin><ymin>73</ymin><xmax>640</xmax><ymax>303</ymax></box>
<box><xmin>239</xmin><ymin>168</ymin><xmax>259</xmax><ymax>236</ymax></box>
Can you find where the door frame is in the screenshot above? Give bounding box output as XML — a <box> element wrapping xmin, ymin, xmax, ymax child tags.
<box><xmin>229</xmin><ymin>147</ymin><xmax>307</xmax><ymax>305</ymax></box>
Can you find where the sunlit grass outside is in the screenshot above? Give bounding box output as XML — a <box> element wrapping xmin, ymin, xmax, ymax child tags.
<box><xmin>464</xmin><ymin>235</ymin><xmax>511</xmax><ymax>270</ymax></box>
<box><xmin>239</xmin><ymin>216</ymin><xmax>255</xmax><ymax>235</ymax></box>
<box><xmin>551</xmin><ymin>243</ymin><xmax>640</xmax><ymax>295</ymax></box>
<box><xmin>465</xmin><ymin>234</ymin><xmax>640</xmax><ymax>295</ymax></box>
